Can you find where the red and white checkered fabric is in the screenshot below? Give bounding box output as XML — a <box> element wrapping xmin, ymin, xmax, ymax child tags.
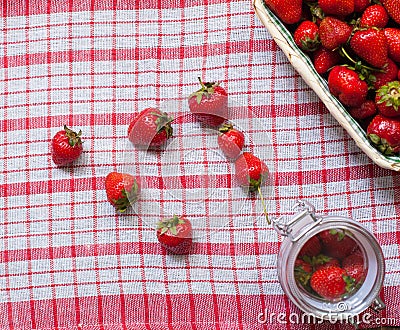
<box><xmin>1</xmin><ymin>0</ymin><xmax>399</xmax><ymax>329</ymax></box>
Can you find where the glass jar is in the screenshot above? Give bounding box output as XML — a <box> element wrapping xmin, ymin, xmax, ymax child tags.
<box><xmin>273</xmin><ymin>200</ymin><xmax>386</xmax><ymax>321</ymax></box>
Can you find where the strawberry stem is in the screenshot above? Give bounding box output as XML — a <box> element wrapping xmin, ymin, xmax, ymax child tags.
<box><xmin>258</xmin><ymin>185</ymin><xmax>270</xmax><ymax>224</ymax></box>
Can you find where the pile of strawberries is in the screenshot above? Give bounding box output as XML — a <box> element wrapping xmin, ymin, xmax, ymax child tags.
<box><xmin>50</xmin><ymin>78</ymin><xmax>270</xmax><ymax>255</ymax></box>
<box><xmin>265</xmin><ymin>0</ymin><xmax>400</xmax><ymax>156</ymax></box>
<box><xmin>295</xmin><ymin>229</ymin><xmax>365</xmax><ymax>301</ymax></box>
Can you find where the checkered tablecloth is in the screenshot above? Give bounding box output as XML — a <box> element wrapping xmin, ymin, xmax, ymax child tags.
<box><xmin>1</xmin><ymin>0</ymin><xmax>399</xmax><ymax>329</ymax></box>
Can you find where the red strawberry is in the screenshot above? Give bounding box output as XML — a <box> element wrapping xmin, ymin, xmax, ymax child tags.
<box><xmin>375</xmin><ymin>81</ymin><xmax>400</xmax><ymax>117</ymax></box>
<box><xmin>234</xmin><ymin>152</ymin><xmax>269</xmax><ymax>193</ymax></box>
<box><xmin>360</xmin><ymin>4</ymin><xmax>389</xmax><ymax>28</ymax></box>
<box><xmin>318</xmin><ymin>0</ymin><xmax>355</xmax><ymax>17</ymax></box>
<box><xmin>372</xmin><ymin>58</ymin><xmax>398</xmax><ymax>90</ymax></box>
<box><xmin>294</xmin><ymin>258</ymin><xmax>313</xmax><ymax>287</ymax></box>
<box><xmin>354</xmin><ymin>0</ymin><xmax>371</xmax><ymax>13</ymax></box>
<box><xmin>128</xmin><ymin>108</ymin><xmax>173</xmax><ymax>148</ymax></box>
<box><xmin>105</xmin><ymin>172</ymin><xmax>141</xmax><ymax>212</ymax></box>
<box><xmin>327</xmin><ymin>65</ymin><xmax>368</xmax><ymax>107</ymax></box>
<box><xmin>318</xmin><ymin>17</ymin><xmax>353</xmax><ymax>50</ymax></box>
<box><xmin>51</xmin><ymin>125</ymin><xmax>83</xmax><ymax>166</ymax></box>
<box><xmin>264</xmin><ymin>0</ymin><xmax>302</xmax><ymax>25</ymax></box>
<box><xmin>217</xmin><ymin>123</ymin><xmax>245</xmax><ymax>159</ymax></box>
<box><xmin>310</xmin><ymin>266</ymin><xmax>354</xmax><ymax>300</ymax></box>
<box><xmin>313</xmin><ymin>47</ymin><xmax>342</xmax><ymax>75</ymax></box>
<box><xmin>381</xmin><ymin>0</ymin><xmax>400</xmax><ymax>25</ymax></box>
<box><xmin>350</xmin><ymin>28</ymin><xmax>388</xmax><ymax>68</ymax></box>
<box><xmin>342</xmin><ymin>251</ymin><xmax>365</xmax><ymax>283</ymax></box>
<box><xmin>156</xmin><ymin>215</ymin><xmax>193</xmax><ymax>254</ymax></box>
<box><xmin>298</xmin><ymin>235</ymin><xmax>322</xmax><ymax>258</ymax></box>
<box><xmin>318</xmin><ymin>229</ymin><xmax>358</xmax><ymax>260</ymax></box>
<box><xmin>383</xmin><ymin>28</ymin><xmax>400</xmax><ymax>64</ymax></box>
<box><xmin>188</xmin><ymin>78</ymin><xmax>228</xmax><ymax>127</ymax></box>
<box><xmin>348</xmin><ymin>100</ymin><xmax>377</xmax><ymax>120</ymax></box>
<box><xmin>294</xmin><ymin>20</ymin><xmax>320</xmax><ymax>52</ymax></box>
<box><xmin>367</xmin><ymin>114</ymin><xmax>400</xmax><ymax>155</ymax></box>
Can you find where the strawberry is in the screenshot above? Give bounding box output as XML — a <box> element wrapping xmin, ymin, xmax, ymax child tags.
<box><xmin>367</xmin><ymin>114</ymin><xmax>400</xmax><ymax>155</ymax></box>
<box><xmin>105</xmin><ymin>172</ymin><xmax>141</xmax><ymax>212</ymax></box>
<box><xmin>217</xmin><ymin>122</ymin><xmax>245</xmax><ymax>159</ymax></box>
<box><xmin>327</xmin><ymin>65</ymin><xmax>368</xmax><ymax>107</ymax></box>
<box><xmin>294</xmin><ymin>20</ymin><xmax>320</xmax><ymax>52</ymax></box>
<box><xmin>264</xmin><ymin>0</ymin><xmax>302</xmax><ymax>25</ymax></box>
<box><xmin>310</xmin><ymin>266</ymin><xmax>354</xmax><ymax>300</ymax></box>
<box><xmin>234</xmin><ymin>152</ymin><xmax>269</xmax><ymax>193</ymax></box>
<box><xmin>235</xmin><ymin>152</ymin><xmax>270</xmax><ymax>223</ymax></box>
<box><xmin>354</xmin><ymin>0</ymin><xmax>371</xmax><ymax>13</ymax></box>
<box><xmin>383</xmin><ymin>28</ymin><xmax>400</xmax><ymax>64</ymax></box>
<box><xmin>372</xmin><ymin>58</ymin><xmax>398</xmax><ymax>90</ymax></box>
<box><xmin>359</xmin><ymin>4</ymin><xmax>389</xmax><ymax>28</ymax></box>
<box><xmin>128</xmin><ymin>108</ymin><xmax>173</xmax><ymax>148</ymax></box>
<box><xmin>318</xmin><ymin>17</ymin><xmax>353</xmax><ymax>50</ymax></box>
<box><xmin>348</xmin><ymin>100</ymin><xmax>377</xmax><ymax>120</ymax></box>
<box><xmin>318</xmin><ymin>229</ymin><xmax>358</xmax><ymax>260</ymax></box>
<box><xmin>298</xmin><ymin>235</ymin><xmax>322</xmax><ymax>258</ymax></box>
<box><xmin>342</xmin><ymin>251</ymin><xmax>365</xmax><ymax>283</ymax></box>
<box><xmin>312</xmin><ymin>47</ymin><xmax>342</xmax><ymax>75</ymax></box>
<box><xmin>294</xmin><ymin>258</ymin><xmax>313</xmax><ymax>287</ymax></box>
<box><xmin>375</xmin><ymin>81</ymin><xmax>400</xmax><ymax>117</ymax></box>
<box><xmin>381</xmin><ymin>0</ymin><xmax>400</xmax><ymax>25</ymax></box>
<box><xmin>188</xmin><ymin>78</ymin><xmax>228</xmax><ymax>127</ymax></box>
<box><xmin>350</xmin><ymin>28</ymin><xmax>388</xmax><ymax>68</ymax></box>
<box><xmin>156</xmin><ymin>215</ymin><xmax>193</xmax><ymax>254</ymax></box>
<box><xmin>51</xmin><ymin>125</ymin><xmax>83</xmax><ymax>166</ymax></box>
<box><xmin>318</xmin><ymin>0</ymin><xmax>355</xmax><ymax>17</ymax></box>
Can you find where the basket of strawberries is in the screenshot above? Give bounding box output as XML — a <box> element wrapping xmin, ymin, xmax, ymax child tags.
<box><xmin>254</xmin><ymin>0</ymin><xmax>400</xmax><ymax>171</ymax></box>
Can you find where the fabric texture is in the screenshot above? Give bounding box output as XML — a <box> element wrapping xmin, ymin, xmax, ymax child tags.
<box><xmin>1</xmin><ymin>0</ymin><xmax>399</xmax><ymax>329</ymax></box>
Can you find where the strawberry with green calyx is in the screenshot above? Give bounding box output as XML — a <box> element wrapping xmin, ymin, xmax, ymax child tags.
<box><xmin>318</xmin><ymin>229</ymin><xmax>358</xmax><ymax>260</ymax></box>
<box><xmin>234</xmin><ymin>152</ymin><xmax>270</xmax><ymax>223</ymax></box>
<box><xmin>105</xmin><ymin>172</ymin><xmax>141</xmax><ymax>212</ymax></box>
<box><xmin>318</xmin><ymin>17</ymin><xmax>353</xmax><ymax>51</ymax></box>
<box><xmin>381</xmin><ymin>0</ymin><xmax>400</xmax><ymax>25</ymax></box>
<box><xmin>128</xmin><ymin>108</ymin><xmax>173</xmax><ymax>148</ymax></box>
<box><xmin>313</xmin><ymin>254</ymin><xmax>341</xmax><ymax>271</ymax></box>
<box><xmin>294</xmin><ymin>20</ymin><xmax>320</xmax><ymax>52</ymax></box>
<box><xmin>342</xmin><ymin>251</ymin><xmax>366</xmax><ymax>284</ymax></box>
<box><xmin>310</xmin><ymin>265</ymin><xmax>355</xmax><ymax>300</ymax></box>
<box><xmin>264</xmin><ymin>0</ymin><xmax>302</xmax><ymax>25</ymax></box>
<box><xmin>375</xmin><ymin>81</ymin><xmax>400</xmax><ymax>117</ymax></box>
<box><xmin>156</xmin><ymin>215</ymin><xmax>193</xmax><ymax>255</ymax></box>
<box><xmin>51</xmin><ymin>125</ymin><xmax>83</xmax><ymax>166</ymax></box>
<box><xmin>188</xmin><ymin>77</ymin><xmax>228</xmax><ymax>127</ymax></box>
<box><xmin>217</xmin><ymin>122</ymin><xmax>245</xmax><ymax>160</ymax></box>
<box><xmin>367</xmin><ymin>114</ymin><xmax>400</xmax><ymax>155</ymax></box>
<box><xmin>349</xmin><ymin>27</ymin><xmax>389</xmax><ymax>69</ymax></box>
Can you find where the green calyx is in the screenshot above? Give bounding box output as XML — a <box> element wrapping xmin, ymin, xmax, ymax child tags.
<box><xmin>300</xmin><ymin>35</ymin><xmax>320</xmax><ymax>52</ymax></box>
<box><xmin>294</xmin><ymin>266</ymin><xmax>312</xmax><ymax>287</ymax></box>
<box><xmin>64</xmin><ymin>125</ymin><xmax>82</xmax><ymax>147</ymax></box>
<box><xmin>377</xmin><ymin>81</ymin><xmax>400</xmax><ymax>111</ymax></box>
<box><xmin>113</xmin><ymin>178</ymin><xmax>140</xmax><ymax>213</ymax></box>
<box><xmin>150</xmin><ymin>111</ymin><xmax>174</xmax><ymax>138</ymax></box>
<box><xmin>368</xmin><ymin>133</ymin><xmax>396</xmax><ymax>155</ymax></box>
<box><xmin>156</xmin><ymin>214</ymin><xmax>185</xmax><ymax>236</ymax></box>
<box><xmin>218</xmin><ymin>122</ymin><xmax>233</xmax><ymax>134</ymax></box>
<box><xmin>190</xmin><ymin>77</ymin><xmax>219</xmax><ymax>104</ymax></box>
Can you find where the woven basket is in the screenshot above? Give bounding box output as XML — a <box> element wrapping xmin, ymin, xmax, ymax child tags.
<box><xmin>253</xmin><ymin>0</ymin><xmax>400</xmax><ymax>171</ymax></box>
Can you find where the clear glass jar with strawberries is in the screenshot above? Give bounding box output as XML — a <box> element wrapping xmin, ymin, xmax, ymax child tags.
<box><xmin>274</xmin><ymin>200</ymin><xmax>385</xmax><ymax>321</ymax></box>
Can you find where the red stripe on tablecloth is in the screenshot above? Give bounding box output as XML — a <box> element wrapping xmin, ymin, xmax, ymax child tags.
<box><xmin>0</xmin><ymin>40</ymin><xmax>275</xmax><ymax>68</ymax></box>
